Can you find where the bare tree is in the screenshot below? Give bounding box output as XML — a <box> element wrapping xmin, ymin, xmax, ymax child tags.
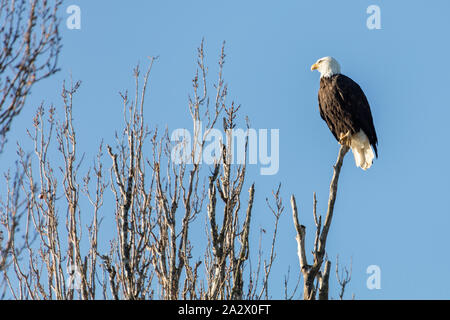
<box><xmin>291</xmin><ymin>145</ymin><xmax>350</xmax><ymax>300</ymax></box>
<box><xmin>0</xmin><ymin>40</ymin><xmax>280</xmax><ymax>300</ymax></box>
<box><xmin>0</xmin><ymin>0</ymin><xmax>61</xmax><ymax>152</ymax></box>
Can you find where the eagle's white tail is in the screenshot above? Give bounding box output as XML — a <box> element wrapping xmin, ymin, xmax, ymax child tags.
<box><xmin>350</xmin><ymin>130</ymin><xmax>374</xmax><ymax>170</ymax></box>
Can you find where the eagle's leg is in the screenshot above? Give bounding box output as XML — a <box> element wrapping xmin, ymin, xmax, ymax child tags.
<box><xmin>339</xmin><ymin>131</ymin><xmax>351</xmax><ymax>146</ymax></box>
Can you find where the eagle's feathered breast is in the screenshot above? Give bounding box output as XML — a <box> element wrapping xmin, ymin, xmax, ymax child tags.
<box><xmin>318</xmin><ymin>74</ymin><xmax>378</xmax><ymax>158</ymax></box>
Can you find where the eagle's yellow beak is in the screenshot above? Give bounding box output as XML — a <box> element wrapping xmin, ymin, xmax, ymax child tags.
<box><xmin>311</xmin><ymin>63</ymin><xmax>319</xmax><ymax>71</ymax></box>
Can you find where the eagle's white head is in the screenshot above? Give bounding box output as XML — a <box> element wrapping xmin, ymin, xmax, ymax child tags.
<box><xmin>311</xmin><ymin>56</ymin><xmax>341</xmax><ymax>78</ymax></box>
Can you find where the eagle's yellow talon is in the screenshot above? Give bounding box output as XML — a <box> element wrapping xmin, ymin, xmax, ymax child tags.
<box><xmin>338</xmin><ymin>131</ymin><xmax>351</xmax><ymax>146</ymax></box>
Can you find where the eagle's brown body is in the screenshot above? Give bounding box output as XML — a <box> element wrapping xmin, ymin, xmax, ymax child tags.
<box><xmin>318</xmin><ymin>74</ymin><xmax>378</xmax><ymax>158</ymax></box>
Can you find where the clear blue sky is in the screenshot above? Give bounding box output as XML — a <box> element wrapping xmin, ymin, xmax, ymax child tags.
<box><xmin>3</xmin><ymin>0</ymin><xmax>450</xmax><ymax>299</ymax></box>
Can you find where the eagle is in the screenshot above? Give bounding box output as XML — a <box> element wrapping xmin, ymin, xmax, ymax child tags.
<box><xmin>311</xmin><ymin>56</ymin><xmax>378</xmax><ymax>170</ymax></box>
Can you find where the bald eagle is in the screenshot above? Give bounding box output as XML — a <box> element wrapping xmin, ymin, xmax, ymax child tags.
<box><xmin>311</xmin><ymin>56</ymin><xmax>378</xmax><ymax>170</ymax></box>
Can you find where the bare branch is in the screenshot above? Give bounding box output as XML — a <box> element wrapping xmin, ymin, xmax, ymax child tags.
<box><xmin>291</xmin><ymin>144</ymin><xmax>349</xmax><ymax>300</ymax></box>
<box><xmin>0</xmin><ymin>0</ymin><xmax>62</xmax><ymax>151</ymax></box>
<box><xmin>336</xmin><ymin>255</ymin><xmax>352</xmax><ymax>300</ymax></box>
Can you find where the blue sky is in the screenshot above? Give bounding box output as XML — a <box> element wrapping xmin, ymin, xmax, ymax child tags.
<box><xmin>3</xmin><ymin>0</ymin><xmax>450</xmax><ymax>299</ymax></box>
